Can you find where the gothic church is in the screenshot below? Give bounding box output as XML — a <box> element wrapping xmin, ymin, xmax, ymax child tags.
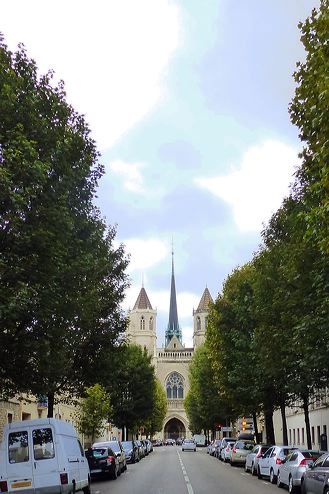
<box><xmin>127</xmin><ymin>254</ymin><xmax>213</xmax><ymax>440</ymax></box>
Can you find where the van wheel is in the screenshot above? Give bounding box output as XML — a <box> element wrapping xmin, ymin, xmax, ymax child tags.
<box><xmin>83</xmin><ymin>482</ymin><xmax>91</xmax><ymax>494</ymax></box>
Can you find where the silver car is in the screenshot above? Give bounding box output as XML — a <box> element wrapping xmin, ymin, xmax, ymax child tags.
<box><xmin>257</xmin><ymin>445</ymin><xmax>298</xmax><ymax>483</ymax></box>
<box><xmin>182</xmin><ymin>439</ymin><xmax>196</xmax><ymax>452</ymax></box>
<box><xmin>229</xmin><ymin>440</ymin><xmax>254</xmax><ymax>466</ymax></box>
<box><xmin>245</xmin><ymin>444</ymin><xmax>272</xmax><ymax>475</ymax></box>
<box><xmin>277</xmin><ymin>449</ymin><xmax>322</xmax><ymax>493</ymax></box>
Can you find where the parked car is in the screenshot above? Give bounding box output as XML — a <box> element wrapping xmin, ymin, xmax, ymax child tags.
<box><xmin>0</xmin><ymin>418</ymin><xmax>91</xmax><ymax>494</ymax></box>
<box><xmin>245</xmin><ymin>444</ymin><xmax>272</xmax><ymax>476</ymax></box>
<box><xmin>182</xmin><ymin>439</ymin><xmax>196</xmax><ymax>452</ymax></box>
<box><xmin>221</xmin><ymin>441</ymin><xmax>235</xmax><ymax>462</ymax></box>
<box><xmin>219</xmin><ymin>438</ymin><xmax>237</xmax><ymax>461</ymax></box>
<box><xmin>121</xmin><ymin>440</ymin><xmax>139</xmax><ymax>464</ymax></box>
<box><xmin>214</xmin><ymin>439</ymin><xmax>223</xmax><ymax>458</ymax></box>
<box><xmin>92</xmin><ymin>441</ymin><xmax>127</xmax><ymax>474</ymax></box>
<box><xmin>208</xmin><ymin>439</ymin><xmax>221</xmax><ymax>456</ymax></box>
<box><xmin>136</xmin><ymin>440</ymin><xmax>145</xmax><ymax>458</ymax></box>
<box><xmin>277</xmin><ymin>449</ymin><xmax>323</xmax><ymax>493</ymax></box>
<box><xmin>230</xmin><ymin>440</ymin><xmax>254</xmax><ymax>466</ymax></box>
<box><xmin>85</xmin><ymin>446</ymin><xmax>120</xmax><ymax>479</ymax></box>
<box><xmin>257</xmin><ymin>445</ymin><xmax>298</xmax><ymax>483</ymax></box>
<box><xmin>146</xmin><ymin>439</ymin><xmax>153</xmax><ymax>452</ymax></box>
<box><xmin>300</xmin><ymin>452</ymin><xmax>329</xmax><ymax>494</ymax></box>
<box><xmin>141</xmin><ymin>439</ymin><xmax>149</xmax><ymax>456</ymax></box>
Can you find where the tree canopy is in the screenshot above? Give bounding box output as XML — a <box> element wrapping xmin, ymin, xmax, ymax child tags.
<box><xmin>0</xmin><ymin>38</ymin><xmax>129</xmax><ymax>413</ymax></box>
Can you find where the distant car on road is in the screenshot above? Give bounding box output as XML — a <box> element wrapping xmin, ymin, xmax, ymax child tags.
<box><xmin>182</xmin><ymin>439</ymin><xmax>196</xmax><ymax>452</ymax></box>
<box><xmin>165</xmin><ymin>438</ymin><xmax>176</xmax><ymax>446</ymax></box>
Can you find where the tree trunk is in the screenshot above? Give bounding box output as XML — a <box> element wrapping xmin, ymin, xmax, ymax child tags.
<box><xmin>252</xmin><ymin>411</ymin><xmax>260</xmax><ymax>443</ymax></box>
<box><xmin>280</xmin><ymin>399</ymin><xmax>288</xmax><ymax>445</ymax></box>
<box><xmin>47</xmin><ymin>392</ymin><xmax>55</xmax><ymax>418</ymax></box>
<box><xmin>302</xmin><ymin>394</ymin><xmax>312</xmax><ymax>449</ymax></box>
<box><xmin>264</xmin><ymin>407</ymin><xmax>275</xmax><ymax>444</ymax></box>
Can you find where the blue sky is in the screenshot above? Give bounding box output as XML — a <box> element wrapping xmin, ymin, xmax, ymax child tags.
<box><xmin>2</xmin><ymin>0</ymin><xmax>319</xmax><ymax>347</ymax></box>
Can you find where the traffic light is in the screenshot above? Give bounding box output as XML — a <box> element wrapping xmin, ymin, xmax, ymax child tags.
<box><xmin>242</xmin><ymin>417</ymin><xmax>247</xmax><ymax>431</ymax></box>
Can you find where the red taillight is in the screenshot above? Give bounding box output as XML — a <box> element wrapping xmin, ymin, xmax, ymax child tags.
<box><xmin>232</xmin><ymin>448</ymin><xmax>237</xmax><ymax>453</ymax></box>
<box><xmin>299</xmin><ymin>459</ymin><xmax>308</xmax><ymax>466</ymax></box>
<box><xmin>276</xmin><ymin>458</ymin><xmax>284</xmax><ymax>464</ymax></box>
<box><xmin>0</xmin><ymin>481</ymin><xmax>8</xmax><ymax>492</ymax></box>
<box><xmin>60</xmin><ymin>473</ymin><xmax>68</xmax><ymax>485</ymax></box>
<box><xmin>107</xmin><ymin>456</ymin><xmax>115</xmax><ymax>464</ymax></box>
<box><xmin>226</xmin><ymin>447</ymin><xmax>230</xmax><ymax>452</ymax></box>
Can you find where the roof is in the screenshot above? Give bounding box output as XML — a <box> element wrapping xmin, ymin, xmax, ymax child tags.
<box><xmin>133</xmin><ymin>287</ymin><xmax>153</xmax><ymax>310</ymax></box>
<box><xmin>196</xmin><ymin>287</ymin><xmax>213</xmax><ymax>312</ymax></box>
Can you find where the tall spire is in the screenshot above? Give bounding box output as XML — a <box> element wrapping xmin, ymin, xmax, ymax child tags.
<box><xmin>165</xmin><ymin>247</ymin><xmax>182</xmax><ymax>346</ymax></box>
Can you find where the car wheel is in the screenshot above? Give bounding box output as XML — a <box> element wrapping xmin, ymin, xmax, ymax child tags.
<box><xmin>288</xmin><ymin>476</ymin><xmax>295</xmax><ymax>494</ymax></box>
<box><xmin>277</xmin><ymin>471</ymin><xmax>282</xmax><ymax>488</ymax></box>
<box><xmin>182</xmin><ymin>448</ymin><xmax>184</xmax><ymax>451</ymax></box>
<box><xmin>257</xmin><ymin>466</ymin><xmax>262</xmax><ymax>480</ymax></box>
<box><xmin>244</xmin><ymin>463</ymin><xmax>249</xmax><ymax>473</ymax></box>
<box><xmin>270</xmin><ymin>468</ymin><xmax>276</xmax><ymax>484</ymax></box>
<box><xmin>82</xmin><ymin>481</ymin><xmax>91</xmax><ymax>494</ymax></box>
<box><xmin>230</xmin><ymin>461</ymin><xmax>235</xmax><ymax>467</ymax></box>
<box><xmin>111</xmin><ymin>466</ymin><xmax>118</xmax><ymax>480</ymax></box>
<box><xmin>251</xmin><ymin>463</ymin><xmax>257</xmax><ymax>476</ymax></box>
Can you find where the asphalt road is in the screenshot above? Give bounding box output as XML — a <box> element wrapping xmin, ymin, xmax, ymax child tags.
<box><xmin>90</xmin><ymin>446</ymin><xmax>283</xmax><ymax>494</ymax></box>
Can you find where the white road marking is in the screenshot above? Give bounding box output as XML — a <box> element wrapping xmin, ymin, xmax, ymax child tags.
<box><xmin>177</xmin><ymin>451</ymin><xmax>195</xmax><ymax>494</ymax></box>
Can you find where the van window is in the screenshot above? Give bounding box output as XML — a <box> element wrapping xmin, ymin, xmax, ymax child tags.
<box><xmin>8</xmin><ymin>431</ymin><xmax>29</xmax><ymax>463</ymax></box>
<box><xmin>32</xmin><ymin>428</ymin><xmax>55</xmax><ymax>460</ymax></box>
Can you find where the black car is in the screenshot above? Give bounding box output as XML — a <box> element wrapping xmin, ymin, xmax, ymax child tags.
<box><xmin>93</xmin><ymin>441</ymin><xmax>127</xmax><ymax>473</ymax></box>
<box><xmin>121</xmin><ymin>440</ymin><xmax>139</xmax><ymax>463</ymax></box>
<box><xmin>85</xmin><ymin>446</ymin><xmax>120</xmax><ymax>479</ymax></box>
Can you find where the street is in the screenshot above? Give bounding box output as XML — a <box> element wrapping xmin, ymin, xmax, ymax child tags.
<box><xmin>90</xmin><ymin>445</ymin><xmax>282</xmax><ymax>494</ymax></box>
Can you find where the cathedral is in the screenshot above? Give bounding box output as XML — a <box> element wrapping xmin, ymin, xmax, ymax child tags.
<box><xmin>127</xmin><ymin>253</ymin><xmax>213</xmax><ymax>440</ymax></box>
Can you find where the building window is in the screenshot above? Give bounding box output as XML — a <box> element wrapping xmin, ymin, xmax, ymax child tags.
<box><xmin>22</xmin><ymin>413</ymin><xmax>31</xmax><ymax>421</ymax></box>
<box><xmin>289</xmin><ymin>429</ymin><xmax>292</xmax><ymax>444</ymax></box>
<box><xmin>7</xmin><ymin>413</ymin><xmax>13</xmax><ymax>423</ymax></box>
<box><xmin>302</xmin><ymin>428</ymin><xmax>305</xmax><ymax>444</ymax></box>
<box><xmin>297</xmin><ymin>429</ymin><xmax>300</xmax><ymax>445</ymax></box>
<box><xmin>293</xmin><ymin>429</ymin><xmax>296</xmax><ymax>445</ymax></box>
<box><xmin>149</xmin><ymin>317</ymin><xmax>153</xmax><ymax>331</ymax></box>
<box><xmin>197</xmin><ymin>317</ymin><xmax>201</xmax><ymax>332</ymax></box>
<box><xmin>324</xmin><ymin>425</ymin><xmax>327</xmax><ymax>436</ymax></box>
<box><xmin>311</xmin><ymin>426</ymin><xmax>315</xmax><ymax>444</ymax></box>
<box><xmin>166</xmin><ymin>372</ymin><xmax>184</xmax><ymax>400</ymax></box>
<box><xmin>317</xmin><ymin>425</ymin><xmax>321</xmax><ymax>445</ymax></box>
<box><xmin>140</xmin><ymin>316</ymin><xmax>145</xmax><ymax>330</ymax></box>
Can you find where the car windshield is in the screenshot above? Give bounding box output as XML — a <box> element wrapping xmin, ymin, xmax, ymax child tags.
<box><xmin>302</xmin><ymin>451</ymin><xmax>322</xmax><ymax>460</ymax></box>
<box><xmin>107</xmin><ymin>442</ymin><xmax>120</xmax><ymax>452</ymax></box>
<box><xmin>122</xmin><ymin>441</ymin><xmax>133</xmax><ymax>448</ymax></box>
<box><xmin>92</xmin><ymin>448</ymin><xmax>110</xmax><ymax>458</ymax></box>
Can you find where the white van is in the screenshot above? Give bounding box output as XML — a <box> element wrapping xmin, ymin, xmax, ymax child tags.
<box><xmin>0</xmin><ymin>418</ymin><xmax>90</xmax><ymax>493</ymax></box>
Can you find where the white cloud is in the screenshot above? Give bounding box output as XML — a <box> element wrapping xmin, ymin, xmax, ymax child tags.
<box><xmin>109</xmin><ymin>160</ymin><xmax>145</xmax><ymax>193</ymax></box>
<box><xmin>1</xmin><ymin>0</ymin><xmax>181</xmax><ymax>149</ymax></box>
<box><xmin>124</xmin><ymin>237</ymin><xmax>169</xmax><ymax>273</ymax></box>
<box><xmin>195</xmin><ymin>140</ymin><xmax>299</xmax><ymax>232</ymax></box>
<box><xmin>181</xmin><ymin>325</ymin><xmax>193</xmax><ymax>348</ymax></box>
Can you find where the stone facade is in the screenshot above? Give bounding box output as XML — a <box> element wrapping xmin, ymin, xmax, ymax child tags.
<box><xmin>127</xmin><ymin>273</ymin><xmax>213</xmax><ymax>440</ymax></box>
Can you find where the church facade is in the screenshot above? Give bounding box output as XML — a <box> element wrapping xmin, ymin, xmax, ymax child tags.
<box><xmin>127</xmin><ymin>254</ymin><xmax>213</xmax><ymax>440</ymax></box>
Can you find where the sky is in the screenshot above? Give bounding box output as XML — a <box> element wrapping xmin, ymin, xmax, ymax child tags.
<box><xmin>1</xmin><ymin>0</ymin><xmax>320</xmax><ymax>347</ymax></box>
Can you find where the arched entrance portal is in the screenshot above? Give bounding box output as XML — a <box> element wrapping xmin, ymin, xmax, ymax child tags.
<box><xmin>164</xmin><ymin>418</ymin><xmax>186</xmax><ymax>441</ymax></box>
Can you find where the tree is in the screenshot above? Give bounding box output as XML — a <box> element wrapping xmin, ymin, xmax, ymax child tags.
<box><xmin>185</xmin><ymin>344</ymin><xmax>230</xmax><ymax>438</ymax></box>
<box><xmin>0</xmin><ymin>38</ymin><xmax>129</xmax><ymax>412</ymax></box>
<box><xmin>76</xmin><ymin>384</ymin><xmax>112</xmax><ymax>445</ymax></box>
<box><xmin>144</xmin><ymin>379</ymin><xmax>167</xmax><ymax>437</ymax></box>
<box><xmin>289</xmin><ymin>0</ymin><xmax>329</xmax><ymax>253</ymax></box>
<box><xmin>107</xmin><ymin>345</ymin><xmax>155</xmax><ymax>436</ymax></box>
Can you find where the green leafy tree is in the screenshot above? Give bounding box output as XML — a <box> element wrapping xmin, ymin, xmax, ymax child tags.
<box><xmin>145</xmin><ymin>378</ymin><xmax>167</xmax><ymax>437</ymax></box>
<box><xmin>76</xmin><ymin>384</ymin><xmax>112</xmax><ymax>445</ymax></box>
<box><xmin>0</xmin><ymin>39</ymin><xmax>129</xmax><ymax>412</ymax></box>
<box><xmin>107</xmin><ymin>345</ymin><xmax>155</xmax><ymax>437</ymax></box>
<box><xmin>289</xmin><ymin>0</ymin><xmax>329</xmax><ymax>253</ymax></box>
<box><xmin>185</xmin><ymin>345</ymin><xmax>229</xmax><ymax>438</ymax></box>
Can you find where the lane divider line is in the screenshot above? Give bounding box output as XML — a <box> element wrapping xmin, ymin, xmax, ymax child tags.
<box><xmin>177</xmin><ymin>451</ymin><xmax>195</xmax><ymax>494</ymax></box>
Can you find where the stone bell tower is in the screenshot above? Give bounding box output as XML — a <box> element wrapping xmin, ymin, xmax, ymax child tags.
<box><xmin>127</xmin><ymin>285</ymin><xmax>157</xmax><ymax>359</ymax></box>
<box><xmin>193</xmin><ymin>286</ymin><xmax>213</xmax><ymax>349</ymax></box>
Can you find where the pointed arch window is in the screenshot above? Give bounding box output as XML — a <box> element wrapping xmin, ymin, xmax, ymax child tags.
<box><xmin>197</xmin><ymin>316</ymin><xmax>201</xmax><ymax>332</ymax></box>
<box><xmin>166</xmin><ymin>372</ymin><xmax>184</xmax><ymax>400</ymax></box>
<box><xmin>149</xmin><ymin>316</ymin><xmax>153</xmax><ymax>331</ymax></box>
<box><xmin>140</xmin><ymin>316</ymin><xmax>145</xmax><ymax>330</ymax></box>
